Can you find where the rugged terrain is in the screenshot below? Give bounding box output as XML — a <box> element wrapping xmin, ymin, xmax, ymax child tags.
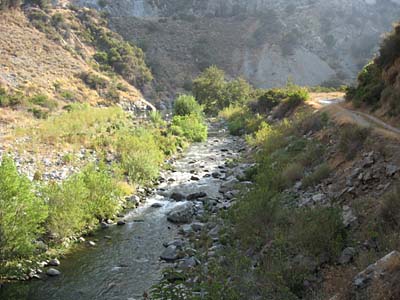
<box><xmin>70</xmin><ymin>0</ymin><xmax>400</xmax><ymax>101</ymax></box>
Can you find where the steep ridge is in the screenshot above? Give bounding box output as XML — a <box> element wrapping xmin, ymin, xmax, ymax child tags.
<box><xmin>70</xmin><ymin>0</ymin><xmax>400</xmax><ymax>101</ymax></box>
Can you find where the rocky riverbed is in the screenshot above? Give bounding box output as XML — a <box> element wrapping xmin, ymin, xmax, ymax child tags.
<box><xmin>0</xmin><ymin>120</ymin><xmax>250</xmax><ymax>300</ymax></box>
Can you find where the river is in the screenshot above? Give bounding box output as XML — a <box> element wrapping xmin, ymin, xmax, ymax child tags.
<box><xmin>0</xmin><ymin>121</ymin><xmax>243</xmax><ymax>300</ymax></box>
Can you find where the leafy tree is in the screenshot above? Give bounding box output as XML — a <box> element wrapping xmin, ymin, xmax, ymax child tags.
<box><xmin>225</xmin><ymin>77</ymin><xmax>252</xmax><ymax>106</ymax></box>
<box><xmin>0</xmin><ymin>157</ymin><xmax>47</xmax><ymax>259</ymax></box>
<box><xmin>192</xmin><ymin>66</ymin><xmax>227</xmax><ymax>114</ymax></box>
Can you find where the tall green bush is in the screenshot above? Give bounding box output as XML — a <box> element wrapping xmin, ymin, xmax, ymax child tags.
<box><xmin>45</xmin><ymin>164</ymin><xmax>122</xmax><ymax>239</ymax></box>
<box><xmin>0</xmin><ymin>157</ymin><xmax>47</xmax><ymax>259</ymax></box>
<box><xmin>173</xmin><ymin>94</ymin><xmax>203</xmax><ymax>117</ymax></box>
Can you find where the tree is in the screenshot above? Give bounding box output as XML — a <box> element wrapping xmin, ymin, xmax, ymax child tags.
<box><xmin>192</xmin><ymin>66</ymin><xmax>227</xmax><ymax>114</ymax></box>
<box><xmin>225</xmin><ymin>77</ymin><xmax>252</xmax><ymax>106</ymax></box>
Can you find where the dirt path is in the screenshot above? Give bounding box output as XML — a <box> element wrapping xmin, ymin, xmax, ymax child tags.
<box><xmin>309</xmin><ymin>93</ymin><xmax>400</xmax><ymax>139</ymax></box>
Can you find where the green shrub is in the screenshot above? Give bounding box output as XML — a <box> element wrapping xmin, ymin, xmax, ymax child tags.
<box><xmin>376</xmin><ymin>23</ymin><xmax>400</xmax><ymax>69</ymax></box>
<box><xmin>148</xmin><ymin>110</ymin><xmax>166</xmax><ymax>126</ymax></box>
<box><xmin>0</xmin><ymin>157</ymin><xmax>47</xmax><ymax>259</ymax></box>
<box><xmin>380</xmin><ymin>185</ymin><xmax>400</xmax><ymax>230</ymax></box>
<box><xmin>29</xmin><ymin>108</ymin><xmax>49</xmax><ymax>119</ymax></box>
<box><xmin>0</xmin><ymin>88</ymin><xmax>24</xmax><ymax>107</ymax></box>
<box><xmin>291</xmin><ymin>207</ymin><xmax>346</xmax><ymax>261</ymax></box>
<box><xmin>338</xmin><ymin>125</ymin><xmax>371</xmax><ymax>160</ymax></box>
<box><xmin>170</xmin><ymin>114</ymin><xmax>207</xmax><ymax>142</ymax></box>
<box><xmin>282</xmin><ymin>162</ymin><xmax>304</xmax><ymax>186</ymax></box>
<box><xmin>302</xmin><ymin>163</ymin><xmax>331</xmax><ymax>188</ymax></box>
<box><xmin>45</xmin><ymin>164</ymin><xmax>122</xmax><ymax>239</ymax></box>
<box><xmin>173</xmin><ymin>94</ymin><xmax>203</xmax><ymax>117</ymax></box>
<box><xmin>79</xmin><ymin>72</ymin><xmax>108</xmax><ymax>91</ymax></box>
<box><xmin>29</xmin><ymin>94</ymin><xmax>58</xmax><ymax>110</ymax></box>
<box><xmin>116</xmin><ymin>129</ymin><xmax>164</xmax><ymax>184</ymax></box>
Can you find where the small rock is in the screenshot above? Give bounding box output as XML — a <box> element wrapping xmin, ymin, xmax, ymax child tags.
<box><xmin>117</xmin><ymin>220</ymin><xmax>126</xmax><ymax>226</ymax></box>
<box><xmin>191</xmin><ymin>222</ymin><xmax>205</xmax><ymax>232</ymax></box>
<box><xmin>190</xmin><ymin>175</ymin><xmax>200</xmax><ymax>181</ymax></box>
<box><xmin>178</xmin><ymin>257</ymin><xmax>198</xmax><ymax>269</ymax></box>
<box><xmin>78</xmin><ymin>237</ymin><xmax>86</xmax><ymax>243</ymax></box>
<box><xmin>212</xmin><ymin>172</ymin><xmax>221</xmax><ymax>178</ymax></box>
<box><xmin>48</xmin><ymin>258</ymin><xmax>60</xmax><ymax>267</ymax></box>
<box><xmin>342</xmin><ymin>205</ymin><xmax>357</xmax><ymax>227</ymax></box>
<box><xmin>88</xmin><ymin>241</ymin><xmax>96</xmax><ymax>247</ymax></box>
<box><xmin>100</xmin><ymin>222</ymin><xmax>109</xmax><ymax>229</ymax></box>
<box><xmin>151</xmin><ymin>203</ymin><xmax>163</xmax><ymax>208</ymax></box>
<box><xmin>339</xmin><ymin>247</ymin><xmax>356</xmax><ymax>265</ymax></box>
<box><xmin>46</xmin><ymin>268</ymin><xmax>61</xmax><ymax>277</ymax></box>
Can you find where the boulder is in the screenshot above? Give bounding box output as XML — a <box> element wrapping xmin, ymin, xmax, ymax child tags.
<box><xmin>342</xmin><ymin>205</ymin><xmax>357</xmax><ymax>227</ymax></box>
<box><xmin>48</xmin><ymin>258</ymin><xmax>60</xmax><ymax>267</ymax></box>
<box><xmin>160</xmin><ymin>245</ymin><xmax>180</xmax><ymax>262</ymax></box>
<box><xmin>177</xmin><ymin>257</ymin><xmax>198</xmax><ymax>269</ymax></box>
<box><xmin>46</xmin><ymin>268</ymin><xmax>61</xmax><ymax>277</ymax></box>
<box><xmin>187</xmin><ymin>192</ymin><xmax>207</xmax><ymax>200</ymax></box>
<box><xmin>353</xmin><ymin>251</ymin><xmax>400</xmax><ymax>289</ymax></box>
<box><xmin>190</xmin><ymin>175</ymin><xmax>200</xmax><ymax>181</ymax></box>
<box><xmin>117</xmin><ymin>220</ymin><xmax>126</xmax><ymax>226</ymax></box>
<box><xmin>219</xmin><ymin>178</ymin><xmax>239</xmax><ymax>194</ymax></box>
<box><xmin>170</xmin><ymin>192</ymin><xmax>186</xmax><ymax>201</ymax></box>
<box><xmin>151</xmin><ymin>203</ymin><xmax>163</xmax><ymax>208</ymax></box>
<box><xmin>386</xmin><ymin>164</ymin><xmax>400</xmax><ymax>177</ymax></box>
<box><xmin>167</xmin><ymin>202</ymin><xmax>193</xmax><ymax>224</ymax></box>
<box><xmin>191</xmin><ymin>222</ymin><xmax>205</xmax><ymax>232</ymax></box>
<box><xmin>339</xmin><ymin>247</ymin><xmax>356</xmax><ymax>265</ymax></box>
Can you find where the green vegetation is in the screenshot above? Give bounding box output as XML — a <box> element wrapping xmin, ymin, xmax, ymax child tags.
<box><xmin>152</xmin><ymin>112</ymin><xmax>344</xmax><ymax>299</ymax></box>
<box><xmin>192</xmin><ymin>66</ymin><xmax>252</xmax><ymax>115</ymax></box>
<box><xmin>338</xmin><ymin>124</ymin><xmax>370</xmax><ymax>160</ymax></box>
<box><xmin>45</xmin><ymin>163</ymin><xmax>122</xmax><ymax>239</ymax></box>
<box><xmin>0</xmin><ymin>87</ymin><xmax>24</xmax><ymax>107</ymax></box>
<box><xmin>173</xmin><ymin>94</ymin><xmax>203</xmax><ymax>117</ymax></box>
<box><xmin>169</xmin><ymin>94</ymin><xmax>207</xmax><ymax>142</ymax></box>
<box><xmin>0</xmin><ymin>157</ymin><xmax>47</xmax><ymax>260</ymax></box>
<box><xmin>81</xmin><ymin>11</ymin><xmax>153</xmax><ymax>88</ymax></box>
<box><xmin>346</xmin><ymin>22</ymin><xmax>400</xmax><ymax>115</ymax></box>
<box><xmin>1</xmin><ymin>101</ymin><xmax>207</xmax><ymax>278</ymax></box>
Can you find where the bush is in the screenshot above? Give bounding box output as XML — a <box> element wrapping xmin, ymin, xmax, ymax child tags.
<box><xmin>45</xmin><ymin>163</ymin><xmax>122</xmax><ymax>239</ymax></box>
<box><xmin>302</xmin><ymin>163</ymin><xmax>331</xmax><ymax>188</ymax></box>
<box><xmin>173</xmin><ymin>94</ymin><xmax>203</xmax><ymax>117</ymax></box>
<box><xmin>338</xmin><ymin>125</ymin><xmax>370</xmax><ymax>160</ymax></box>
<box><xmin>79</xmin><ymin>72</ymin><xmax>108</xmax><ymax>91</ymax></box>
<box><xmin>292</xmin><ymin>207</ymin><xmax>346</xmax><ymax>261</ymax></box>
<box><xmin>380</xmin><ymin>185</ymin><xmax>400</xmax><ymax>230</ymax></box>
<box><xmin>282</xmin><ymin>162</ymin><xmax>304</xmax><ymax>186</ymax></box>
<box><xmin>29</xmin><ymin>94</ymin><xmax>58</xmax><ymax>110</ymax></box>
<box><xmin>0</xmin><ymin>157</ymin><xmax>47</xmax><ymax>259</ymax></box>
<box><xmin>116</xmin><ymin>129</ymin><xmax>164</xmax><ymax>185</ymax></box>
<box><xmin>0</xmin><ymin>87</ymin><xmax>24</xmax><ymax>107</ymax></box>
<box><xmin>170</xmin><ymin>114</ymin><xmax>207</xmax><ymax>142</ymax></box>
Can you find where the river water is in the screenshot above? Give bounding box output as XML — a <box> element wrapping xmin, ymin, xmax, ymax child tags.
<box><xmin>0</xmin><ymin>122</ymin><xmax>242</xmax><ymax>300</ymax></box>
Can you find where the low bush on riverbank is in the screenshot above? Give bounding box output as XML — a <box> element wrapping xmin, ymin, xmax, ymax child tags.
<box><xmin>45</xmin><ymin>163</ymin><xmax>123</xmax><ymax>239</ymax></box>
<box><xmin>170</xmin><ymin>94</ymin><xmax>208</xmax><ymax>142</ymax></box>
<box><xmin>218</xmin><ymin>84</ymin><xmax>310</xmax><ymax>136</ymax></box>
<box><xmin>0</xmin><ymin>157</ymin><xmax>48</xmax><ymax>260</ymax></box>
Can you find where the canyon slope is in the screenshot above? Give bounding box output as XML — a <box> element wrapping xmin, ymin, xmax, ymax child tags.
<box><xmin>70</xmin><ymin>0</ymin><xmax>400</xmax><ymax>99</ymax></box>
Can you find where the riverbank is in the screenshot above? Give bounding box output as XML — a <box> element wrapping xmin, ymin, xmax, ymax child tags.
<box><xmin>0</xmin><ymin>119</ymin><xmax>248</xmax><ymax>299</ymax></box>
